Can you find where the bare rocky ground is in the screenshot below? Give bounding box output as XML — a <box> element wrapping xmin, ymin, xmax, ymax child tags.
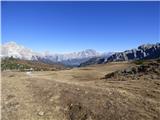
<box><xmin>1</xmin><ymin>61</ymin><xmax>160</xmax><ymax>120</ymax></box>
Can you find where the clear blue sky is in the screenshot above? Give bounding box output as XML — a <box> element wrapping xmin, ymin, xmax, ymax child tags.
<box><xmin>2</xmin><ymin>1</ymin><xmax>160</xmax><ymax>53</ymax></box>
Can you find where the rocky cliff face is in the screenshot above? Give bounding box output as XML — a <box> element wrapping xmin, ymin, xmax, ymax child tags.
<box><xmin>80</xmin><ymin>43</ymin><xmax>160</xmax><ymax>67</ymax></box>
<box><xmin>106</xmin><ymin>43</ymin><xmax>160</xmax><ymax>62</ymax></box>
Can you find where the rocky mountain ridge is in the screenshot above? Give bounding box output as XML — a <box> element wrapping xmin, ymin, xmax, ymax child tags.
<box><xmin>80</xmin><ymin>43</ymin><xmax>160</xmax><ymax>67</ymax></box>
<box><xmin>107</xmin><ymin>43</ymin><xmax>160</xmax><ymax>62</ymax></box>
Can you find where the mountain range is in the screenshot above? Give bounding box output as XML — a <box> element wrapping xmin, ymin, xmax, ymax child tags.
<box><xmin>107</xmin><ymin>43</ymin><xmax>160</xmax><ymax>62</ymax></box>
<box><xmin>80</xmin><ymin>43</ymin><xmax>160</xmax><ymax>66</ymax></box>
<box><xmin>2</xmin><ymin>42</ymin><xmax>159</xmax><ymax>67</ymax></box>
<box><xmin>1</xmin><ymin>42</ymin><xmax>112</xmax><ymax>66</ymax></box>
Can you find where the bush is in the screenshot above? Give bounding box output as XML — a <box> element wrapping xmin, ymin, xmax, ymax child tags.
<box><xmin>133</xmin><ymin>60</ymin><xmax>144</xmax><ymax>65</ymax></box>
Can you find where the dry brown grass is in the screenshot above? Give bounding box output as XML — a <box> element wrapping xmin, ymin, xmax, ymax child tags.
<box><xmin>1</xmin><ymin>61</ymin><xmax>160</xmax><ymax>120</ymax></box>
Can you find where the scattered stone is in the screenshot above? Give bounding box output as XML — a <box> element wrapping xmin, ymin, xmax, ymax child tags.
<box><xmin>38</xmin><ymin>111</ymin><xmax>44</xmax><ymax>116</ymax></box>
<box><xmin>76</xmin><ymin>88</ymin><xmax>80</xmax><ymax>91</ymax></box>
<box><xmin>64</xmin><ymin>107</ymin><xmax>68</xmax><ymax>111</ymax></box>
<box><xmin>49</xmin><ymin>98</ymin><xmax>54</xmax><ymax>102</ymax></box>
<box><xmin>55</xmin><ymin>106</ymin><xmax>60</xmax><ymax>111</ymax></box>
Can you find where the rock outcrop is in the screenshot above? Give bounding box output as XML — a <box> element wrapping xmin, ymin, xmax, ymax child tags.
<box><xmin>103</xmin><ymin>59</ymin><xmax>160</xmax><ymax>81</ymax></box>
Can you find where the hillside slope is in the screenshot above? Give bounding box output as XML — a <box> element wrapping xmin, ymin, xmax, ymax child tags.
<box><xmin>1</xmin><ymin>57</ymin><xmax>66</xmax><ymax>71</ymax></box>
<box><xmin>103</xmin><ymin>59</ymin><xmax>160</xmax><ymax>81</ymax></box>
<box><xmin>2</xmin><ymin>60</ymin><xmax>160</xmax><ymax>120</ymax></box>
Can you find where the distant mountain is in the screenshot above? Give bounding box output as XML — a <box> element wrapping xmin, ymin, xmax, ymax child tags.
<box><xmin>80</xmin><ymin>43</ymin><xmax>160</xmax><ymax>67</ymax></box>
<box><xmin>1</xmin><ymin>41</ymin><xmax>37</xmax><ymax>60</ymax></box>
<box><xmin>79</xmin><ymin>52</ymin><xmax>113</xmax><ymax>67</ymax></box>
<box><xmin>106</xmin><ymin>43</ymin><xmax>160</xmax><ymax>62</ymax></box>
<box><xmin>39</xmin><ymin>49</ymin><xmax>101</xmax><ymax>66</ymax></box>
<box><xmin>1</xmin><ymin>42</ymin><xmax>106</xmax><ymax>66</ymax></box>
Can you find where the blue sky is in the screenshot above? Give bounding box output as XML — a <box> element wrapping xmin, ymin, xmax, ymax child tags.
<box><xmin>2</xmin><ymin>1</ymin><xmax>160</xmax><ymax>53</ymax></box>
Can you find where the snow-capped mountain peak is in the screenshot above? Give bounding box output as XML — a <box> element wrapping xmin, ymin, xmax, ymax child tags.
<box><xmin>1</xmin><ymin>42</ymin><xmax>100</xmax><ymax>61</ymax></box>
<box><xmin>1</xmin><ymin>41</ymin><xmax>36</xmax><ymax>60</ymax></box>
<box><xmin>1</xmin><ymin>41</ymin><xmax>114</xmax><ymax>66</ymax></box>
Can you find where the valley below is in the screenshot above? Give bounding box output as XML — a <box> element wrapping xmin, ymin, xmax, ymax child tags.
<box><xmin>1</xmin><ymin>61</ymin><xmax>160</xmax><ymax>120</ymax></box>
